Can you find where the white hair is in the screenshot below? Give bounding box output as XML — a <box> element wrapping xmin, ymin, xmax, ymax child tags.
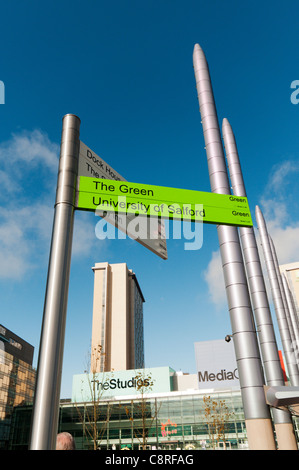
<box><xmin>56</xmin><ymin>432</ymin><xmax>76</xmax><ymax>450</ymax></box>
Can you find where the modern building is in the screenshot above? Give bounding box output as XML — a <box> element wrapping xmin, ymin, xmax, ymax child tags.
<box><xmin>91</xmin><ymin>263</ymin><xmax>145</xmax><ymax>373</ymax></box>
<box><xmin>0</xmin><ymin>324</ymin><xmax>36</xmax><ymax>449</ymax></box>
<box><xmin>280</xmin><ymin>262</ymin><xmax>299</xmax><ymax>314</ymax></box>
<box><xmin>8</xmin><ymin>339</ymin><xmax>299</xmax><ymax>450</ymax></box>
<box><xmin>10</xmin><ymin>367</ymin><xmax>250</xmax><ymax>450</ymax></box>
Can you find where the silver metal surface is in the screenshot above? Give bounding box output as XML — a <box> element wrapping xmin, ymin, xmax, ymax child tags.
<box><xmin>193</xmin><ymin>44</ymin><xmax>271</xmax><ymax>421</ymax></box>
<box><xmin>29</xmin><ymin>114</ymin><xmax>81</xmax><ymax>449</ymax></box>
<box><xmin>255</xmin><ymin>206</ymin><xmax>299</xmax><ymax>386</ymax></box>
<box><xmin>282</xmin><ymin>273</ymin><xmax>299</xmax><ymax>334</ymax></box>
<box><xmin>270</xmin><ymin>237</ymin><xmax>299</xmax><ymax>352</ymax></box>
<box><xmin>282</xmin><ymin>272</ymin><xmax>299</xmax><ymax>366</ymax></box>
<box><xmin>222</xmin><ymin>118</ymin><xmax>292</xmax><ymax>425</ymax></box>
<box><xmin>265</xmin><ymin>385</ymin><xmax>299</xmax><ymax>407</ymax></box>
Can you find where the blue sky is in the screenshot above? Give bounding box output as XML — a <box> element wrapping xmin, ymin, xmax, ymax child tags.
<box><xmin>1</xmin><ymin>0</ymin><xmax>299</xmax><ymax>398</ymax></box>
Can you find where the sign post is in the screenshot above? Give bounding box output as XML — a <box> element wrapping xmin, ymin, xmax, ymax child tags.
<box><xmin>78</xmin><ymin>142</ymin><xmax>168</xmax><ymax>260</ymax></box>
<box><xmin>75</xmin><ymin>176</ymin><xmax>253</xmax><ymax>227</ymax></box>
<box><xmin>29</xmin><ymin>114</ymin><xmax>81</xmax><ymax>450</ymax></box>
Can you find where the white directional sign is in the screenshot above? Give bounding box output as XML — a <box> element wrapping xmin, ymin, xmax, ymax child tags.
<box><xmin>78</xmin><ymin>141</ymin><xmax>168</xmax><ymax>259</ymax></box>
<box><xmin>194</xmin><ymin>339</ymin><xmax>239</xmax><ymax>390</ymax></box>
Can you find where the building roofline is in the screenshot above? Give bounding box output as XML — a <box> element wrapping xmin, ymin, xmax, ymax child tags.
<box><xmin>129</xmin><ymin>272</ymin><xmax>145</xmax><ymax>303</ymax></box>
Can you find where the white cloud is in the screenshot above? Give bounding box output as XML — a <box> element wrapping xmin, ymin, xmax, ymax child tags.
<box><xmin>259</xmin><ymin>159</ymin><xmax>299</xmax><ymax>265</ymax></box>
<box><xmin>0</xmin><ymin>129</ymin><xmax>103</xmax><ymax>280</ymax></box>
<box><xmin>0</xmin><ymin>204</ymin><xmax>53</xmax><ymax>279</ymax></box>
<box><xmin>257</xmin><ymin>213</ymin><xmax>299</xmax><ymax>265</ymax></box>
<box><xmin>72</xmin><ymin>212</ymin><xmax>104</xmax><ymax>258</ymax></box>
<box><xmin>265</xmin><ymin>160</ymin><xmax>299</xmax><ymax>193</ymax></box>
<box><xmin>0</xmin><ymin>204</ymin><xmax>102</xmax><ymax>279</ymax></box>
<box><xmin>0</xmin><ymin>129</ymin><xmax>59</xmax><ymax>172</ymax></box>
<box><xmin>0</xmin><ymin>170</ymin><xmax>20</xmax><ymax>193</ymax></box>
<box><xmin>203</xmin><ymin>250</ymin><xmax>226</xmax><ymax>308</ymax></box>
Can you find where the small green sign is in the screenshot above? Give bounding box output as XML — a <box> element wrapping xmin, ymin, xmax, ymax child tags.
<box><xmin>75</xmin><ymin>176</ymin><xmax>253</xmax><ymax>227</ymax></box>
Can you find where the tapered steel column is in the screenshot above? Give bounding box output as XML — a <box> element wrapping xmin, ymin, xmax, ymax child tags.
<box><xmin>282</xmin><ymin>274</ymin><xmax>299</xmax><ymax>370</ymax></box>
<box><xmin>193</xmin><ymin>44</ymin><xmax>276</xmax><ymax>450</ymax></box>
<box><xmin>222</xmin><ymin>118</ymin><xmax>297</xmax><ymax>449</ymax></box>
<box><xmin>282</xmin><ymin>273</ymin><xmax>299</xmax><ymax>350</ymax></box>
<box><xmin>269</xmin><ymin>237</ymin><xmax>299</xmax><ymax>354</ymax></box>
<box><xmin>255</xmin><ymin>206</ymin><xmax>299</xmax><ymax>387</ymax></box>
<box><xmin>30</xmin><ymin>114</ymin><xmax>81</xmax><ymax>449</ymax></box>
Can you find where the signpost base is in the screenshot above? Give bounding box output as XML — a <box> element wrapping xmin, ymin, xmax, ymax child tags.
<box><xmin>245</xmin><ymin>419</ymin><xmax>276</xmax><ymax>450</ymax></box>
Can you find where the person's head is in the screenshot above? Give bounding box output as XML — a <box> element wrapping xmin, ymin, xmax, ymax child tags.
<box><xmin>56</xmin><ymin>432</ymin><xmax>76</xmax><ymax>450</ymax></box>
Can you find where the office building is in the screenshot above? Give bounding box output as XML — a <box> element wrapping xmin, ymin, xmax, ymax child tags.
<box><xmin>8</xmin><ymin>339</ymin><xmax>299</xmax><ymax>450</ymax></box>
<box><xmin>91</xmin><ymin>263</ymin><xmax>145</xmax><ymax>373</ymax></box>
<box><xmin>11</xmin><ymin>365</ymin><xmax>299</xmax><ymax>450</ymax></box>
<box><xmin>0</xmin><ymin>324</ymin><xmax>36</xmax><ymax>449</ymax></box>
<box><xmin>280</xmin><ymin>262</ymin><xmax>299</xmax><ymax>314</ymax></box>
<box><xmin>10</xmin><ymin>367</ymin><xmax>250</xmax><ymax>450</ymax></box>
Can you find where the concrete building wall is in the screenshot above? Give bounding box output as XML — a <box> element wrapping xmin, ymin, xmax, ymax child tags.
<box><xmin>91</xmin><ymin>262</ymin><xmax>144</xmax><ymax>373</ymax></box>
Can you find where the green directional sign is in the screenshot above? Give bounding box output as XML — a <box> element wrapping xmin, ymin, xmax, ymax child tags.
<box><xmin>75</xmin><ymin>176</ymin><xmax>253</xmax><ymax>227</ymax></box>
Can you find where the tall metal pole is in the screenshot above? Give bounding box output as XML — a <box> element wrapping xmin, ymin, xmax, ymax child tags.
<box><xmin>255</xmin><ymin>206</ymin><xmax>299</xmax><ymax>387</ymax></box>
<box><xmin>282</xmin><ymin>271</ymin><xmax>299</xmax><ymax>320</ymax></box>
<box><xmin>30</xmin><ymin>114</ymin><xmax>81</xmax><ymax>449</ymax></box>
<box><xmin>282</xmin><ymin>273</ymin><xmax>299</xmax><ymax>344</ymax></box>
<box><xmin>222</xmin><ymin>118</ymin><xmax>297</xmax><ymax>449</ymax></box>
<box><xmin>193</xmin><ymin>44</ymin><xmax>276</xmax><ymax>450</ymax></box>
<box><xmin>269</xmin><ymin>237</ymin><xmax>299</xmax><ymax>353</ymax></box>
<box><xmin>282</xmin><ymin>273</ymin><xmax>299</xmax><ymax>368</ymax></box>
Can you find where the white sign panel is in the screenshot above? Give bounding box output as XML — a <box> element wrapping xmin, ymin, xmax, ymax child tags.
<box><xmin>78</xmin><ymin>141</ymin><xmax>167</xmax><ymax>260</ymax></box>
<box><xmin>194</xmin><ymin>339</ymin><xmax>239</xmax><ymax>390</ymax></box>
<box><xmin>72</xmin><ymin>367</ymin><xmax>174</xmax><ymax>401</ymax></box>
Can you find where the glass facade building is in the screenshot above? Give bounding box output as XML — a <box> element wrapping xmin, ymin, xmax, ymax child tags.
<box><xmin>0</xmin><ymin>325</ymin><xmax>36</xmax><ymax>449</ymax></box>
<box><xmin>7</xmin><ymin>389</ymin><xmax>271</xmax><ymax>450</ymax></box>
<box><xmin>8</xmin><ymin>378</ymin><xmax>299</xmax><ymax>450</ymax></box>
<box><xmin>5</xmin><ymin>347</ymin><xmax>299</xmax><ymax>450</ymax></box>
<box><xmin>58</xmin><ymin>390</ymin><xmax>250</xmax><ymax>450</ymax></box>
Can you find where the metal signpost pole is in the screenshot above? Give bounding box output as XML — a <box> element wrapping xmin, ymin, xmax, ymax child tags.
<box><xmin>29</xmin><ymin>114</ymin><xmax>81</xmax><ymax>450</ymax></box>
<box><xmin>255</xmin><ymin>206</ymin><xmax>299</xmax><ymax>387</ymax></box>
<box><xmin>222</xmin><ymin>118</ymin><xmax>297</xmax><ymax>449</ymax></box>
<box><xmin>193</xmin><ymin>43</ymin><xmax>276</xmax><ymax>450</ymax></box>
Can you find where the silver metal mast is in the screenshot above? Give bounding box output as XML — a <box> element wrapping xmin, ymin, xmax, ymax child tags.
<box><xmin>30</xmin><ymin>114</ymin><xmax>81</xmax><ymax>450</ymax></box>
<box><xmin>193</xmin><ymin>44</ymin><xmax>276</xmax><ymax>449</ymax></box>
<box><xmin>255</xmin><ymin>206</ymin><xmax>299</xmax><ymax>387</ymax></box>
<box><xmin>222</xmin><ymin>118</ymin><xmax>297</xmax><ymax>449</ymax></box>
<box><xmin>282</xmin><ymin>273</ymin><xmax>299</xmax><ymax>366</ymax></box>
<box><xmin>269</xmin><ymin>237</ymin><xmax>299</xmax><ymax>352</ymax></box>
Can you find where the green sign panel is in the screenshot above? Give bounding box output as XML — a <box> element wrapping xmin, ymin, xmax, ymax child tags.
<box><xmin>76</xmin><ymin>176</ymin><xmax>253</xmax><ymax>227</ymax></box>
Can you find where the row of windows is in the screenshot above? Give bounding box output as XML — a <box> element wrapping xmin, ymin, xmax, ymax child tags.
<box><xmin>0</xmin><ymin>350</ymin><xmax>36</xmax><ymax>437</ymax></box>
<box><xmin>63</xmin><ymin>397</ymin><xmax>242</xmax><ymax>419</ymax></box>
<box><xmin>133</xmin><ymin>285</ymin><xmax>144</xmax><ymax>369</ymax></box>
<box><xmin>55</xmin><ymin>393</ymin><xmax>249</xmax><ymax>450</ymax></box>
<box><xmin>8</xmin><ymin>391</ymin><xmax>299</xmax><ymax>450</ymax></box>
